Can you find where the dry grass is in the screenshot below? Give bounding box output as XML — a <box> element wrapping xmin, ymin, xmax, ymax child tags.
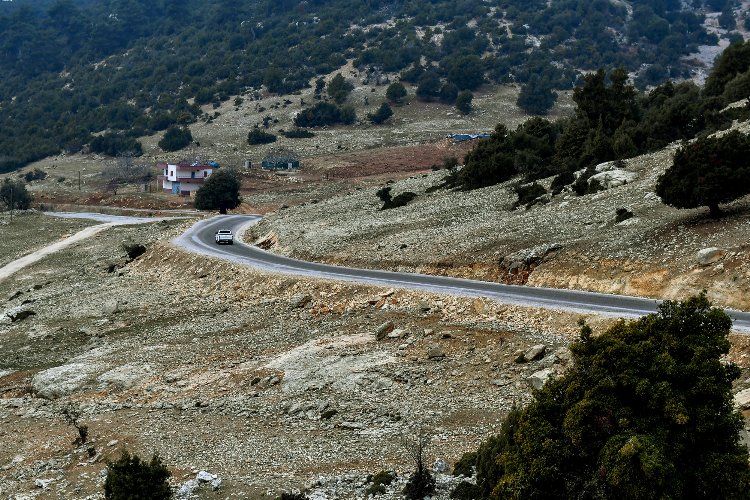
<box><xmin>0</xmin><ymin>212</ymin><xmax>97</xmax><ymax>268</ymax></box>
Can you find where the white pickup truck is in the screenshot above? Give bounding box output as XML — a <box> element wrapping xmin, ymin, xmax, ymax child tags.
<box><xmin>214</xmin><ymin>229</ymin><xmax>234</xmax><ymax>245</ymax></box>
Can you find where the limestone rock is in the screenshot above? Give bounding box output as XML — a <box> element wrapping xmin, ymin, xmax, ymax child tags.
<box><xmin>594</xmin><ymin>160</ymin><xmax>619</xmax><ymax>172</ymax></box>
<box><xmin>97</xmin><ymin>363</ymin><xmax>153</xmax><ymax>390</ymax></box>
<box><xmin>527</xmin><ymin>368</ymin><xmax>554</xmax><ymax>390</ymax></box>
<box><xmin>735</xmin><ymin>388</ymin><xmax>750</xmax><ymax>409</ymax></box>
<box><xmin>427</xmin><ymin>346</ymin><xmax>445</xmax><ymax>360</ymax></box>
<box><xmin>501</xmin><ymin>243</ymin><xmax>562</xmax><ymax>270</ymax></box>
<box><xmin>375</xmin><ymin>321</ymin><xmax>395</xmax><ymax>340</ymax></box>
<box><xmin>32</xmin><ymin>362</ymin><xmax>103</xmax><ymax>399</ymax></box>
<box><xmin>176</xmin><ymin>479</ymin><xmax>199</xmax><ymax>499</ymax></box>
<box><xmin>553</xmin><ymin>347</ymin><xmax>572</xmax><ymax>365</ymax></box>
<box><xmin>291</xmin><ymin>293</ymin><xmax>312</xmax><ymax>309</ymax></box>
<box><xmin>340</xmin><ymin>421</ymin><xmax>364</xmax><ymax>430</ymax></box>
<box><xmin>588</xmin><ymin>169</ymin><xmax>637</xmax><ymax>189</ymax></box>
<box><xmin>644</xmin><ymin>191</ymin><xmax>662</xmax><ymax>202</ymax></box>
<box><xmin>433</xmin><ymin>458</ymin><xmax>449</xmax><ymax>473</ymax></box>
<box><xmin>524</xmin><ymin>344</ymin><xmax>546</xmax><ymax>362</ymax></box>
<box><xmin>471</xmin><ymin>298</ymin><xmax>486</xmax><ymax>314</ymax></box>
<box><xmin>35</xmin><ymin>478</ymin><xmax>54</xmax><ymax>489</ymax></box>
<box><xmin>491</xmin><ymin>378</ymin><xmax>512</xmax><ymax>387</ymax></box>
<box><xmin>387</xmin><ymin>328</ymin><xmax>406</xmax><ymax>339</ymax></box>
<box><xmin>696</xmin><ymin>247</ymin><xmax>725</xmax><ymax>266</ymax></box>
<box><xmin>102</xmin><ymin>300</ymin><xmax>120</xmax><ymax>315</ymax></box>
<box><xmin>196</xmin><ymin>471</ymin><xmax>217</xmax><ymax>483</ymax></box>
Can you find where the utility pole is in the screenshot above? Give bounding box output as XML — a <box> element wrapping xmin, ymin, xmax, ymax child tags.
<box><xmin>9</xmin><ymin>183</ymin><xmax>12</xmax><ymax>223</ymax></box>
<box><xmin>78</xmin><ymin>171</ymin><xmax>81</xmax><ymax>191</ymax></box>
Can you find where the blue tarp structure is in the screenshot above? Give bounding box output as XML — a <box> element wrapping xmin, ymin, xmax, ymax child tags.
<box><xmin>447</xmin><ymin>133</ymin><xmax>490</xmax><ymax>142</ymax></box>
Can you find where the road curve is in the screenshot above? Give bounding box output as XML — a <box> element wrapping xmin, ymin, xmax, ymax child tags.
<box><xmin>174</xmin><ymin>214</ymin><xmax>750</xmax><ymax>332</ymax></box>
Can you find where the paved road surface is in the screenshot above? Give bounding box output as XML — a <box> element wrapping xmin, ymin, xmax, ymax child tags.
<box><xmin>174</xmin><ymin>214</ymin><xmax>750</xmax><ymax>332</ymax></box>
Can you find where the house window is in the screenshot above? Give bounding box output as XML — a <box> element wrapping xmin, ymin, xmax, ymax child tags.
<box><xmin>191</xmin><ymin>171</ymin><xmax>195</xmax><ymax>178</ymax></box>
<box><xmin>204</xmin><ymin>171</ymin><xmax>208</xmax><ymax>177</ymax></box>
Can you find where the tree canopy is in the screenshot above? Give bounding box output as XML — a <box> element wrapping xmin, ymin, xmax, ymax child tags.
<box><xmin>460</xmin><ymin>118</ymin><xmax>560</xmax><ymax>189</ymax></box>
<box><xmin>470</xmin><ymin>294</ymin><xmax>750</xmax><ymax>499</ymax></box>
<box><xmin>457</xmin><ymin>62</ymin><xmax>740</xmax><ymax>194</ymax></box>
<box><xmin>104</xmin><ymin>451</ymin><xmax>171</xmax><ymax>500</ymax></box>
<box><xmin>517</xmin><ymin>76</ymin><xmax>556</xmax><ymax>115</ymax></box>
<box><xmin>0</xmin><ymin>178</ymin><xmax>31</xmax><ymax>211</ymax></box>
<box><xmin>194</xmin><ymin>169</ymin><xmax>241</xmax><ymax>214</ymax></box>
<box><xmin>0</xmin><ymin>0</ymin><xmax>721</xmax><ymax>172</ymax></box>
<box><xmin>367</xmin><ymin>102</ymin><xmax>393</xmax><ymax>124</ymax></box>
<box><xmin>456</xmin><ymin>91</ymin><xmax>473</xmax><ymax>114</ymax></box>
<box><xmin>247</xmin><ymin>128</ymin><xmax>277</xmax><ymax>145</ymax></box>
<box><xmin>385</xmin><ymin>82</ymin><xmax>407</xmax><ymax>104</ymax></box>
<box><xmin>294</xmin><ymin>102</ymin><xmax>356</xmax><ymax>127</ymax></box>
<box><xmin>158</xmin><ymin>126</ymin><xmax>193</xmax><ymax>152</ymax></box>
<box><xmin>656</xmin><ymin>131</ymin><xmax>750</xmax><ymax>217</ymax></box>
<box><xmin>327</xmin><ymin>73</ymin><xmax>354</xmax><ymax>105</ymax></box>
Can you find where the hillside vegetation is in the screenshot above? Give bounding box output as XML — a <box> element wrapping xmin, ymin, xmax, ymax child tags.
<box><xmin>0</xmin><ymin>0</ymin><xmax>740</xmax><ymax>172</ymax></box>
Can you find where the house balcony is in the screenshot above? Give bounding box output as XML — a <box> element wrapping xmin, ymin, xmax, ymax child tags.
<box><xmin>173</xmin><ymin>177</ymin><xmax>206</xmax><ymax>184</ymax></box>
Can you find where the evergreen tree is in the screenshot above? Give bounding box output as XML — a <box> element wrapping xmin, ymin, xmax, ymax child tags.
<box><xmin>705</xmin><ymin>40</ymin><xmax>750</xmax><ymax>97</ymax></box>
<box><xmin>612</xmin><ymin>126</ymin><xmax>638</xmax><ymax>158</ymax></box>
<box><xmin>367</xmin><ymin>102</ymin><xmax>393</xmax><ymax>124</ymax></box>
<box><xmin>415</xmin><ymin>71</ymin><xmax>442</xmax><ymax>101</ymax></box>
<box><xmin>104</xmin><ymin>450</ymin><xmax>171</xmax><ymax>500</ymax></box>
<box><xmin>552</xmin><ymin>116</ymin><xmax>592</xmax><ymax>173</ymax></box>
<box><xmin>445</xmin><ymin>54</ymin><xmax>485</xmax><ymax>91</ymax></box>
<box><xmin>438</xmin><ymin>82</ymin><xmax>459</xmax><ymax>104</ymax></box>
<box><xmin>385</xmin><ymin>82</ymin><xmax>407</xmax><ymax>104</ymax></box>
<box><xmin>573</xmin><ymin>68</ymin><xmax>638</xmax><ymax>136</ymax></box>
<box><xmin>247</xmin><ymin>128</ymin><xmax>277</xmax><ymax>144</ymax></box>
<box><xmin>460</xmin><ymin>124</ymin><xmax>516</xmax><ymax>189</ymax></box>
<box><xmin>327</xmin><ymin>73</ymin><xmax>354</xmax><ymax>104</ymax></box>
<box><xmin>587</xmin><ymin>117</ymin><xmax>614</xmax><ymax>164</ymax></box>
<box><xmin>158</xmin><ymin>126</ymin><xmax>193</xmax><ymax>152</ymax></box>
<box><xmin>263</xmin><ymin>66</ymin><xmax>285</xmax><ymax>94</ymax></box>
<box><xmin>294</xmin><ymin>102</ymin><xmax>356</xmax><ymax>127</ymax></box>
<box><xmin>0</xmin><ymin>178</ymin><xmax>31</xmax><ymax>210</ymax></box>
<box><xmin>456</xmin><ymin>91</ymin><xmax>473</xmax><ymax>114</ymax></box>
<box><xmin>517</xmin><ymin>75</ymin><xmax>556</xmax><ymax>115</ymax></box>
<box><xmin>194</xmin><ymin>169</ymin><xmax>241</xmax><ymax>214</ymax></box>
<box><xmin>473</xmin><ymin>294</ymin><xmax>750</xmax><ymax>499</ymax></box>
<box><xmin>655</xmin><ymin>130</ymin><xmax>750</xmax><ymax>217</ymax></box>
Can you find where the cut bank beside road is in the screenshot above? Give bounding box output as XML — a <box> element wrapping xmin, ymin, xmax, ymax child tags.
<box><xmin>247</xmin><ymin>146</ymin><xmax>750</xmax><ymax>312</ymax></box>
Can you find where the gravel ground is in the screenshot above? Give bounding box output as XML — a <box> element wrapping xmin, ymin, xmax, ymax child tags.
<box><xmin>0</xmin><ymin>215</ymin><xmax>594</xmax><ymax>499</ymax></box>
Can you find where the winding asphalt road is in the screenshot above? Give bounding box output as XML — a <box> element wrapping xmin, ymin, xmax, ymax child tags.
<box><xmin>175</xmin><ymin>214</ymin><xmax>750</xmax><ymax>332</ymax></box>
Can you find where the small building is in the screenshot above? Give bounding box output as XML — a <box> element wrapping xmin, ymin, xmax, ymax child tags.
<box><xmin>157</xmin><ymin>161</ymin><xmax>216</xmax><ymax>196</ymax></box>
<box><xmin>261</xmin><ymin>148</ymin><xmax>301</xmax><ymax>171</ymax></box>
<box><xmin>262</xmin><ymin>158</ymin><xmax>300</xmax><ymax>170</ymax></box>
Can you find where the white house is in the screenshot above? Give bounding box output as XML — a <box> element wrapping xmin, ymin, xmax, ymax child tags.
<box><xmin>157</xmin><ymin>161</ymin><xmax>215</xmax><ymax>196</ymax></box>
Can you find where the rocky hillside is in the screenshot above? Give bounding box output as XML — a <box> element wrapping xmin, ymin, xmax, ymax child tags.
<box><xmin>248</xmin><ymin>129</ymin><xmax>750</xmax><ymax>312</ymax></box>
<box><xmin>2</xmin><ymin>207</ymin><xmax>750</xmax><ymax>498</ymax></box>
<box><xmin>0</xmin><ymin>211</ymin><xmax>598</xmax><ymax>498</ymax></box>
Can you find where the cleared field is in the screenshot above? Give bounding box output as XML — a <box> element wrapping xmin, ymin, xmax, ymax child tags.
<box><xmin>0</xmin><ymin>212</ymin><xmax>98</xmax><ymax>268</ymax></box>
